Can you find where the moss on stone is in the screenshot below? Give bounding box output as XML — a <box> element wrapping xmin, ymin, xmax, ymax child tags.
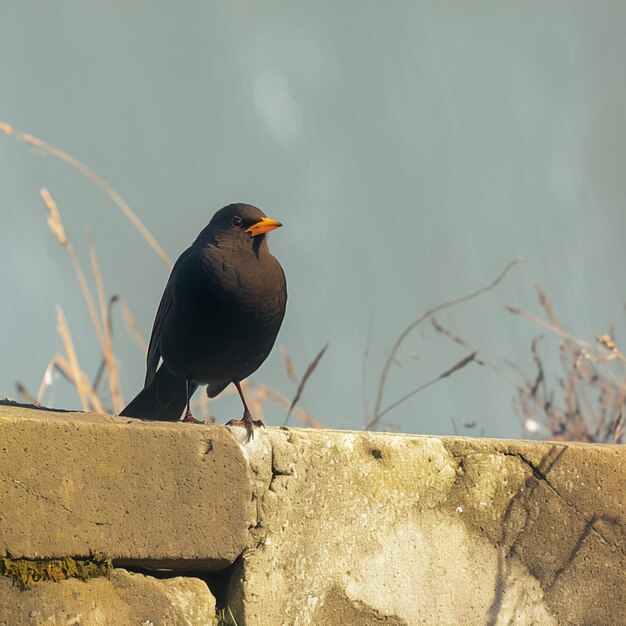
<box><xmin>0</xmin><ymin>553</ymin><xmax>111</xmax><ymax>590</ymax></box>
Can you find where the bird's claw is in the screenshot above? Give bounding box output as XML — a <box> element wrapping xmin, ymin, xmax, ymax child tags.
<box><xmin>226</xmin><ymin>412</ymin><xmax>265</xmax><ymax>442</ymax></box>
<box><xmin>182</xmin><ymin>411</ymin><xmax>204</xmax><ymax>424</ymax></box>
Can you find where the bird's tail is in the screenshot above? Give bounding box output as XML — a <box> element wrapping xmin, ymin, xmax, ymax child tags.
<box><xmin>120</xmin><ymin>365</ymin><xmax>198</xmax><ymax>421</ymax></box>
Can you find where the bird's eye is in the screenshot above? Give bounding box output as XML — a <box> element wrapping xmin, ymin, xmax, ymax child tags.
<box><xmin>231</xmin><ymin>216</ymin><xmax>243</xmax><ymax>228</ymax></box>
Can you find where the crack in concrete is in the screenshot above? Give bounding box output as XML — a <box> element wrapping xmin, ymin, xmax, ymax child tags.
<box><xmin>486</xmin><ymin>444</ymin><xmax>625</xmax><ymax>625</ymax></box>
<box><xmin>502</xmin><ymin>449</ymin><xmax>625</xmax><ymax>560</ymax></box>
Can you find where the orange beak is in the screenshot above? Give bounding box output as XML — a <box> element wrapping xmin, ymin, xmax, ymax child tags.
<box><xmin>246</xmin><ymin>217</ymin><xmax>283</xmax><ymax>237</ymax></box>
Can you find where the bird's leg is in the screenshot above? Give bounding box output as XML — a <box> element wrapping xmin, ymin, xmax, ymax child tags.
<box><xmin>235</xmin><ymin>380</ymin><xmax>264</xmax><ymax>428</ymax></box>
<box><xmin>226</xmin><ymin>380</ymin><xmax>264</xmax><ymax>441</ymax></box>
<box><xmin>182</xmin><ymin>379</ymin><xmax>202</xmax><ymax>423</ymax></box>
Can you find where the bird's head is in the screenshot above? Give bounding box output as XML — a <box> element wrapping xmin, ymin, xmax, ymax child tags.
<box><xmin>196</xmin><ymin>203</ymin><xmax>282</xmax><ymax>249</ymax></box>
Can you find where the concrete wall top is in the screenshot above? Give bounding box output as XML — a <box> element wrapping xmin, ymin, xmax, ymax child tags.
<box><xmin>1</xmin><ymin>404</ymin><xmax>624</xmax><ymax>625</ymax></box>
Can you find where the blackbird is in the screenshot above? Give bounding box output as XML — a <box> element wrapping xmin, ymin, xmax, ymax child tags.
<box><xmin>120</xmin><ymin>203</ymin><xmax>287</xmax><ymax>434</ymax></box>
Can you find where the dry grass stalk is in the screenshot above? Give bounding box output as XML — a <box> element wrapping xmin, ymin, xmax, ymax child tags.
<box><xmin>1</xmin><ymin>121</ymin><xmax>172</xmax><ymax>269</ymax></box>
<box><xmin>55</xmin><ymin>307</ymin><xmax>104</xmax><ymax>413</ymax></box>
<box><xmin>369</xmin><ymin>259</ymin><xmax>525</xmax><ymax>428</ymax></box>
<box><xmin>57</xmin><ymin>307</ymin><xmax>89</xmax><ymax>412</ymax></box>
<box><xmin>36</xmin><ymin>354</ymin><xmax>72</xmax><ymax>405</ymax></box>
<box><xmin>509</xmin><ymin>286</ymin><xmax>625</xmax><ymax>444</ymax></box>
<box><xmin>87</xmin><ymin>233</ymin><xmax>123</xmax><ymax>413</ymax></box>
<box><xmin>42</xmin><ymin>189</ymin><xmax>106</xmax><ymax>346</ymax></box>
<box><xmin>15</xmin><ymin>381</ymin><xmax>36</xmax><ymax>404</ymax></box>
<box><xmin>284</xmin><ymin>343</ymin><xmax>328</xmax><ymax>426</ymax></box>
<box><xmin>365</xmin><ymin>351</ymin><xmax>478</xmax><ymax>431</ymax></box>
<box><xmin>613</xmin><ymin>410</ymin><xmax>623</xmax><ymax>444</ymax></box>
<box><xmin>430</xmin><ymin>317</ymin><xmax>524</xmax><ymax>392</ymax></box>
<box><xmin>38</xmin><ymin>189</ymin><xmax>124</xmax><ymax>413</ymax></box>
<box><xmin>36</xmin><ymin>352</ymin><xmax>104</xmax><ymax>415</ymax></box>
<box><xmin>111</xmin><ymin>296</ymin><xmax>147</xmax><ymax>355</ymax></box>
<box><xmin>279</xmin><ymin>345</ymin><xmax>297</xmax><ymax>383</ymax></box>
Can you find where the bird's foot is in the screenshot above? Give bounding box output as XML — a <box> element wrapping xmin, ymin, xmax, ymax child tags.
<box><xmin>182</xmin><ymin>409</ymin><xmax>203</xmax><ymax>424</ymax></box>
<box><xmin>226</xmin><ymin>411</ymin><xmax>265</xmax><ymax>442</ymax></box>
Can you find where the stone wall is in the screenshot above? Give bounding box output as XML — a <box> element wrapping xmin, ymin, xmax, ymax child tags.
<box><xmin>1</xmin><ymin>405</ymin><xmax>624</xmax><ymax>625</ymax></box>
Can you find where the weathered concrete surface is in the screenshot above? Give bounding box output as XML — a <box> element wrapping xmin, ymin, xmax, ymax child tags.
<box><xmin>227</xmin><ymin>428</ymin><xmax>626</xmax><ymax>626</ymax></box>
<box><xmin>0</xmin><ymin>567</ymin><xmax>216</xmax><ymax>626</ymax></box>
<box><xmin>2</xmin><ymin>405</ymin><xmax>624</xmax><ymax>625</ymax></box>
<box><xmin>0</xmin><ymin>405</ymin><xmax>254</xmax><ymax>568</ymax></box>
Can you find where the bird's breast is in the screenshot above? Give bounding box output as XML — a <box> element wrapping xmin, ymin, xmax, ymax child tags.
<box><xmin>160</xmin><ymin>245</ymin><xmax>286</xmax><ymax>385</ymax></box>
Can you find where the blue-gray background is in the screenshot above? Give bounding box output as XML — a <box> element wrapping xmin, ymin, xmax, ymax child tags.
<box><xmin>2</xmin><ymin>1</ymin><xmax>625</xmax><ymax>437</ymax></box>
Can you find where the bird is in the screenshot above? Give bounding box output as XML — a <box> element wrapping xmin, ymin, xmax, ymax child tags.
<box><xmin>120</xmin><ymin>203</ymin><xmax>287</xmax><ymax>437</ymax></box>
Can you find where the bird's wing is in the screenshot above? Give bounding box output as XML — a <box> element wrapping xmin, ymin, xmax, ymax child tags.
<box><xmin>144</xmin><ymin>246</ymin><xmax>194</xmax><ymax>387</ymax></box>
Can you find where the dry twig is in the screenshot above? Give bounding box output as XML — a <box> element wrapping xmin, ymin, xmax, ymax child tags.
<box><xmin>42</xmin><ymin>189</ymin><xmax>105</xmax><ymax>345</ymax></box>
<box><xmin>55</xmin><ymin>307</ymin><xmax>104</xmax><ymax>413</ymax></box>
<box><xmin>372</xmin><ymin>258</ymin><xmax>525</xmax><ymax>422</ymax></box>
<box><xmin>365</xmin><ymin>351</ymin><xmax>479</xmax><ymax>431</ymax></box>
<box><xmin>87</xmin><ymin>232</ymin><xmax>123</xmax><ymax>412</ymax></box>
<box><xmin>284</xmin><ymin>344</ymin><xmax>329</xmax><ymax>426</ymax></box>
<box><xmin>14</xmin><ymin>381</ymin><xmax>36</xmax><ymax>404</ymax></box>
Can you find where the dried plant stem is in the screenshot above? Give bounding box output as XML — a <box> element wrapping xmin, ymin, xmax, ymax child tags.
<box><xmin>15</xmin><ymin>381</ymin><xmax>36</xmax><ymax>404</ymax></box>
<box><xmin>505</xmin><ymin>305</ymin><xmax>591</xmax><ymax>350</ymax></box>
<box><xmin>42</xmin><ymin>189</ymin><xmax>106</xmax><ymax>347</ymax></box>
<box><xmin>279</xmin><ymin>345</ymin><xmax>297</xmax><ymax>383</ymax></box>
<box><xmin>87</xmin><ymin>233</ymin><xmax>124</xmax><ymax>412</ymax></box>
<box><xmin>284</xmin><ymin>343</ymin><xmax>328</xmax><ymax>426</ymax></box>
<box><xmin>430</xmin><ymin>318</ymin><xmax>525</xmax><ymax>393</ymax></box>
<box><xmin>510</xmin><ymin>287</ymin><xmax>626</xmax><ymax>443</ymax></box>
<box><xmin>112</xmin><ymin>296</ymin><xmax>147</xmax><ymax>354</ymax></box>
<box><xmin>37</xmin><ymin>354</ymin><xmax>71</xmax><ymax>404</ymax></box>
<box><xmin>366</xmin><ymin>351</ymin><xmax>478</xmax><ymax>431</ymax></box>
<box><xmin>372</xmin><ymin>258</ymin><xmax>525</xmax><ymax>421</ymax></box>
<box><xmin>36</xmin><ymin>353</ymin><xmax>104</xmax><ymax>414</ymax></box>
<box><xmin>57</xmin><ymin>314</ymin><xmax>89</xmax><ymax>412</ymax></box>
<box><xmin>56</xmin><ymin>307</ymin><xmax>104</xmax><ymax>413</ymax></box>
<box><xmin>614</xmin><ymin>411</ymin><xmax>623</xmax><ymax>444</ymax></box>
<box><xmin>0</xmin><ymin>121</ymin><xmax>171</xmax><ymax>269</ymax></box>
